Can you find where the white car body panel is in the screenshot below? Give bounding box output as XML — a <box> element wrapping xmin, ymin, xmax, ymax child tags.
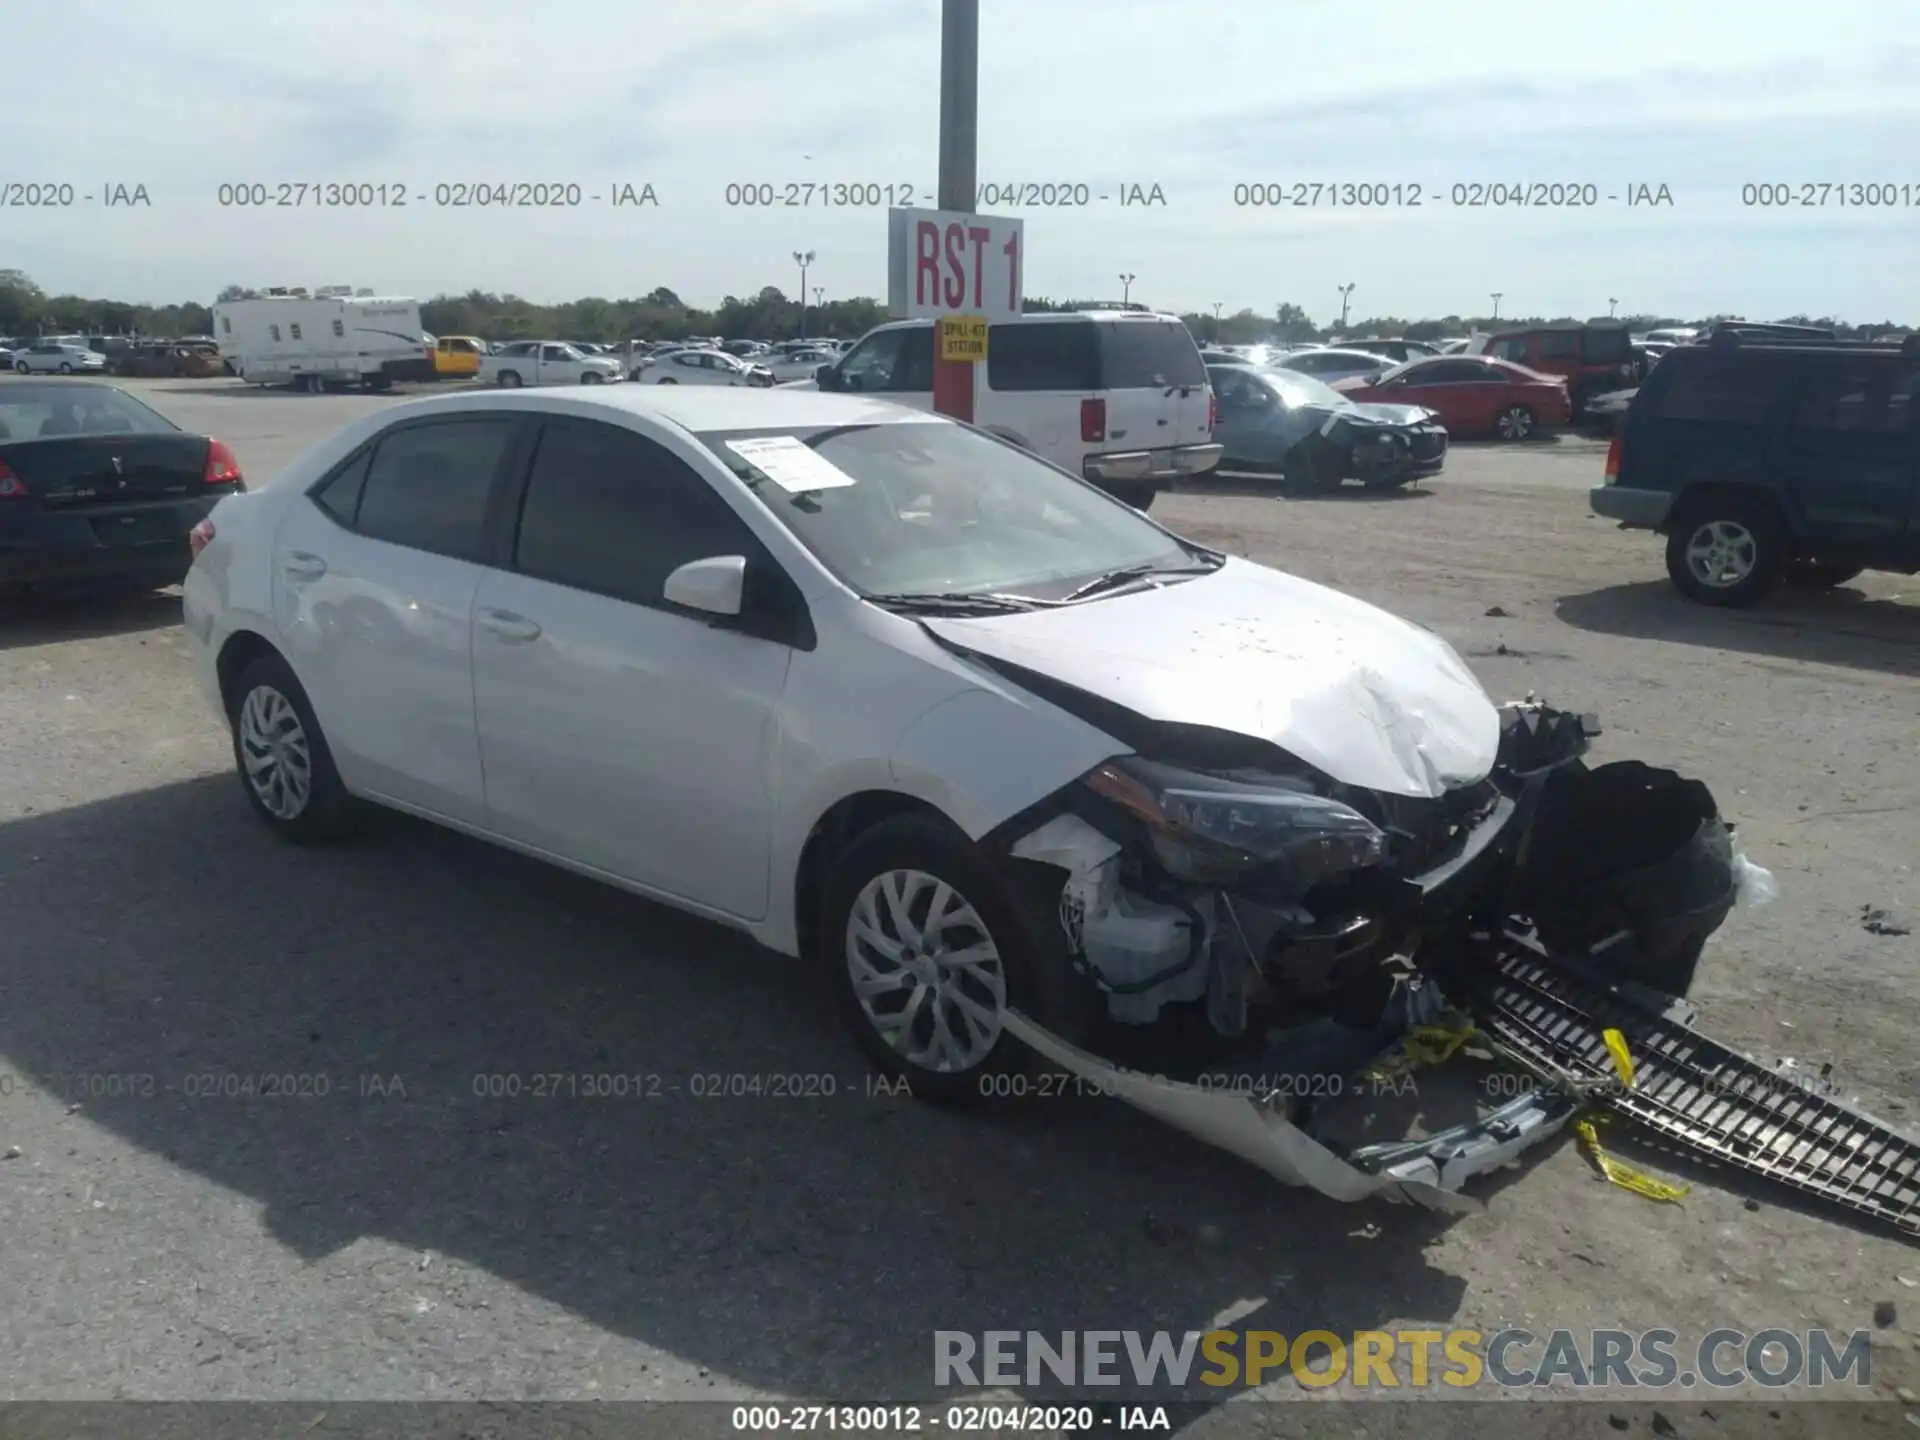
<box><xmin>921</xmin><ymin>556</ymin><xmax>1501</xmax><ymax>799</ymax></box>
<box><xmin>213</xmin><ymin>295</ymin><xmax>423</xmax><ymax>386</ymax></box>
<box><xmin>477</xmin><ymin>343</ymin><xmax>623</xmax><ymax>388</ymax></box>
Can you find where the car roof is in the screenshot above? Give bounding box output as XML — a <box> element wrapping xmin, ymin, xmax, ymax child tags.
<box><xmin>1284</xmin><ymin>348</ymin><xmax>1390</xmax><ymax>360</ymax></box>
<box><xmin>370</xmin><ymin>384</ymin><xmax>943</xmax><ymax>434</ymax></box>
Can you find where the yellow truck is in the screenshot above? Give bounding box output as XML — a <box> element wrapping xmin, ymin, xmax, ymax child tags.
<box><xmin>430</xmin><ymin>335</ymin><xmax>487</xmax><ymax>378</ymax></box>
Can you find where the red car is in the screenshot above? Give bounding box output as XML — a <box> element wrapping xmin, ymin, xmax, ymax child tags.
<box><xmin>1333</xmin><ymin>356</ymin><xmax>1571</xmax><ymax>440</ymax></box>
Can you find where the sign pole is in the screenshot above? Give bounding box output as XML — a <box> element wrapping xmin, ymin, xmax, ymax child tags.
<box><xmin>933</xmin><ymin>0</ymin><xmax>979</xmax><ymax>422</ymax></box>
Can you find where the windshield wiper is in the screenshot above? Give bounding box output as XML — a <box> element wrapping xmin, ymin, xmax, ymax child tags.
<box><xmin>1061</xmin><ymin>557</ymin><xmax>1221</xmax><ymax>603</ymax></box>
<box><xmin>866</xmin><ymin>591</ymin><xmax>1050</xmax><ymax>615</ymax></box>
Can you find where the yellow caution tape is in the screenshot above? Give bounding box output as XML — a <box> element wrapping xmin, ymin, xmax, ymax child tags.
<box><xmin>1366</xmin><ymin>1014</ymin><xmax>1481</xmax><ymax>1081</ymax></box>
<box><xmin>1602</xmin><ymin>1028</ymin><xmax>1637</xmax><ymax>1089</ymax></box>
<box><xmin>1575</xmin><ymin>1118</ymin><xmax>1691</xmax><ymax>1203</ymax></box>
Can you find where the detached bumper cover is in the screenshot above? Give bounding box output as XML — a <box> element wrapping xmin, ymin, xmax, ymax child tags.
<box><xmin>1002</xmin><ymin>1009</ymin><xmax>1579</xmax><ymax>1213</ymax></box>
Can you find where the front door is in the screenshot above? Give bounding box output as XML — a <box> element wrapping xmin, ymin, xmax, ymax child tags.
<box><xmin>470</xmin><ymin>416</ymin><xmax>793</xmax><ymax>918</ymax></box>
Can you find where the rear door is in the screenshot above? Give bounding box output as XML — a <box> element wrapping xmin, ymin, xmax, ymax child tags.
<box><xmin>1777</xmin><ymin>358</ymin><xmax>1919</xmax><ymax>555</ymax></box>
<box><xmin>272</xmin><ymin>414</ymin><xmax>521</xmax><ymax>826</ymax></box>
<box><xmin>1094</xmin><ymin>318</ymin><xmax>1210</xmax><ymax>460</ymax></box>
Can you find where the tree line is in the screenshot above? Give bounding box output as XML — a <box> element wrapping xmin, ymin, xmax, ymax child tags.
<box><xmin>2</xmin><ymin>269</ymin><xmax>1909</xmax><ymax>345</ymax></box>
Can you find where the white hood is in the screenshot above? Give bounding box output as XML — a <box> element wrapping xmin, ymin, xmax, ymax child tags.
<box><xmin>922</xmin><ymin>557</ymin><xmax>1500</xmax><ymax>798</ymax></box>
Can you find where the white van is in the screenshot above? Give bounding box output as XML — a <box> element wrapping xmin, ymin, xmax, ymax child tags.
<box><xmin>811</xmin><ymin>311</ymin><xmax>1220</xmax><ymax>507</ymax></box>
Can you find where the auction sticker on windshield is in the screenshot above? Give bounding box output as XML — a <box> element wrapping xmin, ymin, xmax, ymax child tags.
<box><xmin>727</xmin><ymin>436</ymin><xmax>857</xmax><ymax>492</ymax></box>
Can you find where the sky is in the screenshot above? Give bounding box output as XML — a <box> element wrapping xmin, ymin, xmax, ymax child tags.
<box><xmin>6</xmin><ymin>0</ymin><xmax>1920</xmax><ymax>324</ymax></box>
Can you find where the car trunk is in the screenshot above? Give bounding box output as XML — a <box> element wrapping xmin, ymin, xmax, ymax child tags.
<box><xmin>3</xmin><ymin>434</ymin><xmax>212</xmax><ymax>508</ymax></box>
<box><xmin>1095</xmin><ymin>320</ymin><xmax>1213</xmax><ymax>456</ymax></box>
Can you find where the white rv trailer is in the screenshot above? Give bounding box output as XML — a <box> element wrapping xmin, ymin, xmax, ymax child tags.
<box><xmin>211</xmin><ymin>288</ymin><xmax>429</xmax><ymax>391</ymax></box>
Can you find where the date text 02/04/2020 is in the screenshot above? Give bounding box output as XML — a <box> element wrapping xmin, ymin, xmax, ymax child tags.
<box><xmin>1229</xmin><ymin>181</ymin><xmax>1675</xmax><ymax>208</ymax></box>
<box><xmin>721</xmin><ymin>182</ymin><xmax>1167</xmax><ymax>207</ymax></box>
<box><xmin>211</xmin><ymin>182</ymin><xmax>659</xmax><ymax>208</ymax></box>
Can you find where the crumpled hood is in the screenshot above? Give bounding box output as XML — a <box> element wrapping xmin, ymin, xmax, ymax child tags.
<box><xmin>922</xmin><ymin>557</ymin><xmax>1500</xmax><ymax>798</ymax></box>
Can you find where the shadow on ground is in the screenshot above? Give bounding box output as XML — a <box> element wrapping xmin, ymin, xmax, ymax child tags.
<box><xmin>0</xmin><ymin>586</ymin><xmax>181</xmax><ymax>651</ymax></box>
<box><xmin>0</xmin><ymin>775</ymin><xmax>1475</xmax><ymax>1408</ymax></box>
<box><xmin>1556</xmin><ymin>580</ymin><xmax>1919</xmax><ymax>677</ymax></box>
<box><xmin>1180</xmin><ymin>471</ymin><xmax>1438</xmax><ymax>503</ymax></box>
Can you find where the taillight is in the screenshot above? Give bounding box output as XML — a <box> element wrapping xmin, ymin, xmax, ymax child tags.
<box><xmin>1080</xmin><ymin>397</ymin><xmax>1106</xmax><ymax>443</ymax></box>
<box><xmin>189</xmin><ymin>518</ymin><xmax>215</xmax><ymax>557</ymax></box>
<box><xmin>204</xmin><ymin>438</ymin><xmax>243</xmax><ymax>487</ymax></box>
<box><xmin>0</xmin><ymin>459</ymin><xmax>27</xmax><ymax>498</ymax></box>
<box><xmin>1604</xmin><ymin>435</ymin><xmax>1621</xmax><ymax>480</ymax></box>
<box><xmin>1207</xmin><ymin>390</ymin><xmax>1218</xmax><ymax>431</ymax></box>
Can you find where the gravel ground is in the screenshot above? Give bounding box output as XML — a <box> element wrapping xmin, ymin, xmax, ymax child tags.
<box><xmin>1</xmin><ymin>378</ymin><xmax>1916</xmax><ymax>1433</ymax></box>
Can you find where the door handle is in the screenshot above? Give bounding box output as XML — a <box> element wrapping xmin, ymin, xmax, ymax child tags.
<box><xmin>478</xmin><ymin>608</ymin><xmax>541</xmax><ymax>642</ymax></box>
<box><xmin>283</xmin><ymin>551</ymin><xmax>327</xmax><ymax>579</ymax></box>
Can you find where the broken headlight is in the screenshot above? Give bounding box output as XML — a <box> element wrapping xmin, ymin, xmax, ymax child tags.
<box><xmin>1083</xmin><ymin>756</ymin><xmax>1386</xmax><ymax>885</ymax></box>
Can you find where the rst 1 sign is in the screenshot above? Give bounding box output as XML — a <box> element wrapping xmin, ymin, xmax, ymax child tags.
<box><xmin>887</xmin><ymin>208</ymin><xmax>1023</xmax><ymax>324</ymax></box>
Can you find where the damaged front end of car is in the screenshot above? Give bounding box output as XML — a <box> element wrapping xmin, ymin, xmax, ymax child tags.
<box><xmin>987</xmin><ymin>699</ymin><xmax>1754</xmax><ymax>1212</ymax></box>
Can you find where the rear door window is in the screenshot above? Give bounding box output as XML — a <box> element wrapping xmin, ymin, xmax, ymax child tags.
<box><xmin>1790</xmin><ymin>365</ymin><xmax>1906</xmax><ymax>435</ymax></box>
<box><xmin>354</xmin><ymin>418</ymin><xmax>514</xmax><ymax>561</ymax></box>
<box><xmin>1582</xmin><ymin>328</ymin><xmax>1632</xmax><ymax>363</ymax></box>
<box><xmin>987</xmin><ymin>321</ymin><xmax>1098</xmax><ymax>391</ymax></box>
<box><xmin>1538</xmin><ymin>332</ymin><xmax>1580</xmax><ymax>360</ymax></box>
<box><xmin>1098</xmin><ymin>320</ymin><xmax>1206</xmax><ymax>389</ymax></box>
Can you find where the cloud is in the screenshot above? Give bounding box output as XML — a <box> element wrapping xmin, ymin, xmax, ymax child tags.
<box><xmin>5</xmin><ymin>0</ymin><xmax>1915</xmax><ymax>321</ymax></box>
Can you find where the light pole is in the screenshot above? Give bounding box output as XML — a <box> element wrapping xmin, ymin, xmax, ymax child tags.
<box><xmin>1608</xmin><ymin>297</ymin><xmax>1618</xmax><ymax>317</ymax></box>
<box><xmin>1119</xmin><ymin>273</ymin><xmax>1136</xmax><ymax>305</ymax></box>
<box><xmin>793</xmin><ymin>250</ymin><xmax>814</xmax><ymax>338</ymax></box>
<box><xmin>933</xmin><ymin>0</ymin><xmax>979</xmax><ymax>421</ymax></box>
<box><xmin>1337</xmin><ymin>282</ymin><xmax>1355</xmax><ymax>329</ymax></box>
<box><xmin>1490</xmin><ymin>292</ymin><xmax>1503</xmax><ymax>321</ymax></box>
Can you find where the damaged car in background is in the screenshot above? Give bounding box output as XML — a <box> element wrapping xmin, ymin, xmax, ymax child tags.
<box><xmin>189</xmin><ymin>386</ymin><xmax>1826</xmax><ymax>1226</ymax></box>
<box><xmin>1206</xmin><ymin>362</ymin><xmax>1447</xmax><ymax>492</ymax></box>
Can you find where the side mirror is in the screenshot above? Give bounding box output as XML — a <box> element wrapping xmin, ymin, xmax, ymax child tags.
<box><xmin>663</xmin><ymin>555</ymin><xmax>746</xmax><ymax>617</ymax></box>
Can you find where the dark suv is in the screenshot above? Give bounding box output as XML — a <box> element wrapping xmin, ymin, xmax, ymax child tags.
<box><xmin>1591</xmin><ymin>332</ymin><xmax>1920</xmax><ymax>605</ymax></box>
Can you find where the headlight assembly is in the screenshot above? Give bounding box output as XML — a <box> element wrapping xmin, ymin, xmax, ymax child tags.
<box><xmin>1083</xmin><ymin>755</ymin><xmax>1385</xmax><ymax>886</ymax></box>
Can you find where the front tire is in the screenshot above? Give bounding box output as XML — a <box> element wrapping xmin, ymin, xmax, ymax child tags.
<box><xmin>13</xmin><ymin>362</ymin><xmax>27</xmax><ymax>374</ymax></box>
<box><xmin>1665</xmin><ymin>493</ymin><xmax>1786</xmax><ymax>606</ymax></box>
<box><xmin>1493</xmin><ymin>405</ymin><xmax>1535</xmax><ymax>441</ymax></box>
<box><xmin>656</xmin><ymin>377</ymin><xmax>678</xmax><ymax>384</ymax></box>
<box><xmin>581</xmin><ymin>372</ymin><xmax>603</xmax><ymax>384</ymax></box>
<box><xmin>820</xmin><ymin>816</ymin><xmax>1059</xmax><ymax>1101</ymax></box>
<box><xmin>58</xmin><ymin>363</ymin><xmax>74</xmax><ymax>374</ymax></box>
<box><xmin>229</xmin><ymin>654</ymin><xmax>357</xmax><ymax>842</ymax></box>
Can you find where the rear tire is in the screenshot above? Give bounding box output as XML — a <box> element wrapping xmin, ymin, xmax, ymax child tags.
<box><xmin>1493</xmin><ymin>405</ymin><xmax>1535</xmax><ymax>441</ymax></box>
<box><xmin>657</xmin><ymin>377</ymin><xmax>678</xmax><ymax>384</ymax></box>
<box><xmin>819</xmin><ymin>816</ymin><xmax>1067</xmax><ymax>1102</ymax></box>
<box><xmin>496</xmin><ymin>370</ymin><xmax>522</xmax><ymax>388</ymax></box>
<box><xmin>1783</xmin><ymin>561</ymin><xmax>1863</xmax><ymax>589</ymax></box>
<box><xmin>228</xmin><ymin>654</ymin><xmax>358</xmax><ymax>843</ymax></box>
<box><xmin>1665</xmin><ymin>492</ymin><xmax>1786</xmax><ymax>607</ymax></box>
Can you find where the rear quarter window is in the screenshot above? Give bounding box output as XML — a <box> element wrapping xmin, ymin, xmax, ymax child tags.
<box><xmin>1097</xmin><ymin>320</ymin><xmax>1206</xmax><ymax>389</ymax></box>
<box><xmin>986</xmin><ymin>321</ymin><xmax>1098</xmax><ymax>391</ymax></box>
<box><xmin>1654</xmin><ymin>359</ymin><xmax>1793</xmax><ymax>425</ymax></box>
<box><xmin>1582</xmin><ymin>328</ymin><xmax>1632</xmax><ymax>363</ymax></box>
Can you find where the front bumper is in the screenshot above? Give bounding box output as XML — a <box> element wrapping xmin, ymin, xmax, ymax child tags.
<box><xmin>1589</xmin><ymin>484</ymin><xmax>1674</xmax><ymax>528</ymax></box>
<box><xmin>0</xmin><ymin>497</ymin><xmax>217</xmax><ymax>586</ymax></box>
<box><xmin>1084</xmin><ymin>443</ymin><xmax>1223</xmax><ymax>484</ymax></box>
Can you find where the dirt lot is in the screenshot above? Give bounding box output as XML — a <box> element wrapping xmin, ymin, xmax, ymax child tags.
<box><xmin>1</xmin><ymin>378</ymin><xmax>1916</xmax><ymax>1433</ymax></box>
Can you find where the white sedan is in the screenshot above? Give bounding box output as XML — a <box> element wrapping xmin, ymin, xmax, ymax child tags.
<box><xmin>637</xmin><ymin>347</ymin><xmax>774</xmax><ymax>387</ymax></box>
<box><xmin>13</xmin><ymin>342</ymin><xmax>107</xmax><ymax>375</ymax></box>
<box><xmin>178</xmin><ymin>384</ymin><xmax>1743</xmax><ymax>1209</ymax></box>
<box><xmin>766</xmin><ymin>346</ymin><xmax>841</xmax><ymax>383</ymax></box>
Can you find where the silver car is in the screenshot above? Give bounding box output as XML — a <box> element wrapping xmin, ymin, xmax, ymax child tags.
<box><xmin>13</xmin><ymin>342</ymin><xmax>107</xmax><ymax>375</ymax></box>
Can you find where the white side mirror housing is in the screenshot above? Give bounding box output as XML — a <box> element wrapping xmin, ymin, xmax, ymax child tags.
<box><xmin>663</xmin><ymin>554</ymin><xmax>747</xmax><ymax>616</ymax></box>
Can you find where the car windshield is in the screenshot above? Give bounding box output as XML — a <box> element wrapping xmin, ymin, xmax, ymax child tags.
<box><xmin>0</xmin><ymin>386</ymin><xmax>179</xmax><ymax>440</ymax></box>
<box><xmin>1254</xmin><ymin>369</ymin><xmax>1350</xmax><ymax>408</ymax></box>
<box><xmin>696</xmin><ymin>421</ymin><xmax>1203</xmax><ymax>602</ymax></box>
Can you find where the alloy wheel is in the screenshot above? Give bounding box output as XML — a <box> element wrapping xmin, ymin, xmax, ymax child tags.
<box><xmin>1496</xmin><ymin>406</ymin><xmax>1533</xmax><ymax>440</ymax></box>
<box><xmin>846</xmin><ymin>868</ymin><xmax>1007</xmax><ymax>1074</ymax></box>
<box><xmin>1684</xmin><ymin>520</ymin><xmax>1757</xmax><ymax>589</ymax></box>
<box><xmin>239</xmin><ymin>684</ymin><xmax>313</xmax><ymax>819</ymax></box>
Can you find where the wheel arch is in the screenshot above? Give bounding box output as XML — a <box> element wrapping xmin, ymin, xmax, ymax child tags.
<box><xmin>215</xmin><ymin>628</ymin><xmax>284</xmax><ymax>713</ymax></box>
<box><xmin>792</xmin><ymin>791</ymin><xmax>964</xmax><ymax>962</ymax></box>
<box><xmin>1667</xmin><ymin>481</ymin><xmax>1791</xmax><ymax>539</ymax></box>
